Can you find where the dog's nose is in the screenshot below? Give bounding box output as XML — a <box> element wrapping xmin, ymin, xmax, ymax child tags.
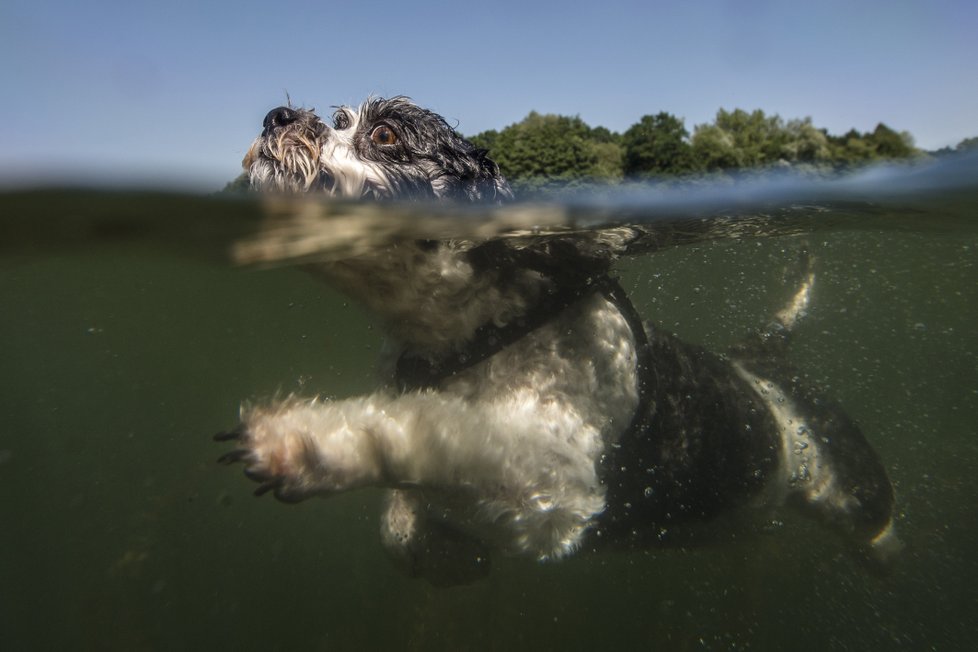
<box><xmin>262</xmin><ymin>106</ymin><xmax>298</xmax><ymax>132</ymax></box>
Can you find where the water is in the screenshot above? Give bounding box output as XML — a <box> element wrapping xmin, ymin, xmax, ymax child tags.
<box><xmin>1</xmin><ymin>155</ymin><xmax>976</xmax><ymax>650</ymax></box>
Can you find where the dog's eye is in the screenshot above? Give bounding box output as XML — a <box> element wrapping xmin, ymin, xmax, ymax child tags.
<box><xmin>370</xmin><ymin>124</ymin><xmax>398</xmax><ymax>146</ymax></box>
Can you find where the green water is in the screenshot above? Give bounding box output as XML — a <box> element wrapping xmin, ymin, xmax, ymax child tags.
<box><xmin>1</xmin><ymin>178</ymin><xmax>976</xmax><ymax>650</ymax></box>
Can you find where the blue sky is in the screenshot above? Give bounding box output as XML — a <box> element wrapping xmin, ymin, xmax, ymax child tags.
<box><xmin>1</xmin><ymin>0</ymin><xmax>975</xmax><ymax>190</ymax></box>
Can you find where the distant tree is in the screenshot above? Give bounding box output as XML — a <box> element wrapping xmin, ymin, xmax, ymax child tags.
<box><xmin>470</xmin><ymin>112</ymin><xmax>623</xmax><ymax>193</ymax></box>
<box><xmin>688</xmin><ymin>111</ymin><xmax>918</xmax><ymax>172</ymax></box>
<box><xmin>933</xmin><ymin>136</ymin><xmax>978</xmax><ymax>158</ymax></box>
<box><xmin>691</xmin><ymin>108</ymin><xmax>790</xmax><ymax>171</ymax></box>
<box><xmin>826</xmin><ymin>124</ymin><xmax>918</xmax><ymax>165</ymax></box>
<box><xmin>590</xmin><ymin>140</ymin><xmax>625</xmax><ymax>180</ymax></box>
<box><xmin>726</xmin><ymin>109</ymin><xmax>788</xmax><ymax>163</ymax></box>
<box><xmin>780</xmin><ymin>118</ymin><xmax>831</xmax><ymax>164</ymax></box>
<box><xmin>493</xmin><ymin>112</ymin><xmax>596</xmax><ymax>190</ymax></box>
<box><xmin>588</xmin><ymin>126</ymin><xmax>621</xmax><ymax>145</ymax></box>
<box><xmin>827</xmin><ymin>128</ymin><xmax>875</xmax><ymax>164</ymax></box>
<box><xmin>466</xmin><ymin>129</ymin><xmax>499</xmax><ymax>156</ymax></box>
<box><xmin>222</xmin><ymin>172</ymin><xmax>251</xmax><ymax>193</ymax></box>
<box><xmin>868</xmin><ymin>123</ymin><xmax>915</xmax><ymax>159</ymax></box>
<box><xmin>956</xmin><ymin>136</ymin><xmax>978</xmax><ymax>152</ymax></box>
<box><xmin>690</xmin><ymin>123</ymin><xmax>743</xmax><ymax>170</ymax></box>
<box><xmin>621</xmin><ymin>112</ymin><xmax>694</xmax><ymax>177</ymax></box>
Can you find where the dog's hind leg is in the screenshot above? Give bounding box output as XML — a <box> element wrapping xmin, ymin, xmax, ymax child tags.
<box><xmin>733</xmin><ymin>364</ymin><xmax>901</xmax><ymax>566</ymax></box>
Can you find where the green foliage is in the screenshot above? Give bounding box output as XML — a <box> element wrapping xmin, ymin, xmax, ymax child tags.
<box><xmin>956</xmin><ymin>136</ymin><xmax>978</xmax><ymax>152</ymax></box>
<box><xmin>468</xmin><ymin>112</ymin><xmax>622</xmax><ymax>194</ymax></box>
<box><xmin>928</xmin><ymin>135</ymin><xmax>977</xmax><ymax>158</ymax></box>
<box><xmin>591</xmin><ymin>141</ymin><xmax>625</xmax><ymax>180</ymax></box>
<box><xmin>687</xmin><ymin>110</ymin><xmax>920</xmax><ymax>173</ymax></box>
<box><xmin>868</xmin><ymin>123</ymin><xmax>916</xmax><ymax>159</ymax></box>
<box><xmin>780</xmin><ymin>118</ymin><xmax>832</xmax><ymax>164</ymax></box>
<box><xmin>466</xmin><ymin>129</ymin><xmax>499</xmax><ymax>156</ymax></box>
<box><xmin>622</xmin><ymin>112</ymin><xmax>694</xmax><ymax>177</ymax></box>
<box><xmin>690</xmin><ymin>109</ymin><xmax>801</xmax><ymax>170</ymax></box>
<box><xmin>478</xmin><ymin>111</ymin><xmax>595</xmax><ymax>184</ymax></box>
<box><xmin>589</xmin><ymin>126</ymin><xmax>622</xmax><ymax>145</ymax></box>
<box><xmin>689</xmin><ymin>123</ymin><xmax>743</xmax><ymax>170</ymax></box>
<box><xmin>221</xmin><ymin>172</ymin><xmax>251</xmax><ymax>194</ymax></box>
<box><xmin>827</xmin><ymin>129</ymin><xmax>874</xmax><ymax>163</ymax></box>
<box><xmin>712</xmin><ymin>108</ymin><xmax>786</xmax><ymax>166</ymax></box>
<box><xmin>826</xmin><ymin>124</ymin><xmax>917</xmax><ymax>165</ymax></box>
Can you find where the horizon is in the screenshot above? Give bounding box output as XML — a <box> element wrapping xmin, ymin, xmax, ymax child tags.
<box><xmin>1</xmin><ymin>0</ymin><xmax>975</xmax><ymax>190</ymax></box>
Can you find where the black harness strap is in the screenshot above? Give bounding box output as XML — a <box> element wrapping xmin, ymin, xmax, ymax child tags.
<box><xmin>600</xmin><ymin>277</ymin><xmax>656</xmax><ymax>441</ymax></box>
<box><xmin>395</xmin><ymin>277</ymin><xmax>603</xmax><ymax>392</ymax></box>
<box><xmin>395</xmin><ymin>274</ymin><xmax>655</xmax><ymax>442</ymax></box>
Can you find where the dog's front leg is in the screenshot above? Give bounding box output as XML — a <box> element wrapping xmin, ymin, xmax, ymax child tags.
<box><xmin>217</xmin><ymin>391</ymin><xmax>604</xmax><ymax>557</ymax></box>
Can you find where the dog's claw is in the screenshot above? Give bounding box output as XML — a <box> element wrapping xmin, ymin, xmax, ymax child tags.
<box><xmin>272</xmin><ymin>486</ymin><xmax>305</xmax><ymax>504</ymax></box>
<box><xmin>243</xmin><ymin>467</ymin><xmax>271</xmax><ymax>483</ymax></box>
<box><xmin>254</xmin><ymin>480</ymin><xmax>281</xmax><ymax>497</ymax></box>
<box><xmin>214</xmin><ymin>419</ymin><xmax>310</xmax><ymax>504</ymax></box>
<box><xmin>217</xmin><ymin>449</ymin><xmax>249</xmax><ymax>465</ymax></box>
<box><xmin>214</xmin><ymin>428</ymin><xmax>244</xmax><ymax>442</ymax></box>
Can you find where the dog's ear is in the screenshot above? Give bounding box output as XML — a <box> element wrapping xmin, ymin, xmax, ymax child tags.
<box><xmin>473</xmin><ymin>149</ymin><xmax>514</xmax><ymax>202</ymax></box>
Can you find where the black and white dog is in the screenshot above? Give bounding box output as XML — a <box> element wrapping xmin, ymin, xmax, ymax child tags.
<box><xmin>217</xmin><ymin>97</ymin><xmax>899</xmax><ymax>585</ymax></box>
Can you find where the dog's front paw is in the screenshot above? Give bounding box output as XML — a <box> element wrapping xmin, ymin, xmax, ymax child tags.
<box><xmin>215</xmin><ymin>400</ymin><xmax>383</xmax><ymax>501</ymax></box>
<box><xmin>215</xmin><ymin>422</ymin><xmax>318</xmax><ymax>503</ymax></box>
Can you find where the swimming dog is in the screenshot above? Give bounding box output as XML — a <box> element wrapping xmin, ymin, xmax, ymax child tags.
<box><xmin>217</xmin><ymin>97</ymin><xmax>899</xmax><ymax>585</ymax></box>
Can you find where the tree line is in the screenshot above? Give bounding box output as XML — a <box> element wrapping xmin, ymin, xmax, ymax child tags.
<box><xmin>467</xmin><ymin>108</ymin><xmax>975</xmax><ymax>196</ymax></box>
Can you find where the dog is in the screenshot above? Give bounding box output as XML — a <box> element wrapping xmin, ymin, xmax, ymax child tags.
<box><xmin>217</xmin><ymin>97</ymin><xmax>900</xmax><ymax>586</ymax></box>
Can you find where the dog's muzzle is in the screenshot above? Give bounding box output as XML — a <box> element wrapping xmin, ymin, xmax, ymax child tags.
<box><xmin>244</xmin><ymin>107</ymin><xmax>334</xmax><ymax>194</ymax></box>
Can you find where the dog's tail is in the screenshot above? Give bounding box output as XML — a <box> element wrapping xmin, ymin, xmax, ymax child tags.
<box><xmin>733</xmin><ymin>248</ymin><xmax>816</xmax><ymax>360</ymax></box>
<box><xmin>772</xmin><ymin>251</ymin><xmax>816</xmax><ymax>333</ymax></box>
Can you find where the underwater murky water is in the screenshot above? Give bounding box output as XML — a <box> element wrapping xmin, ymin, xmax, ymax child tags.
<box><xmin>1</xmin><ymin>155</ymin><xmax>976</xmax><ymax>650</ymax></box>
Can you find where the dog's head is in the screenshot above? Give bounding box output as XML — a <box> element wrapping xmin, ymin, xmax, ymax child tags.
<box><xmin>243</xmin><ymin>96</ymin><xmax>513</xmax><ymax>202</ymax></box>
